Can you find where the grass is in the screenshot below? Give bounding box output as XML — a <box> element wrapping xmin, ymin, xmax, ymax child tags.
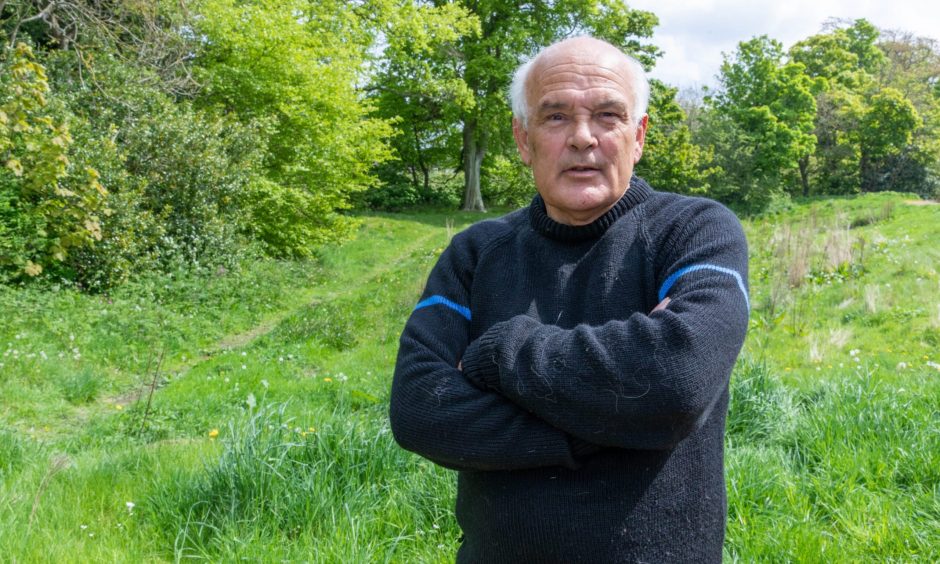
<box><xmin>1</xmin><ymin>198</ymin><xmax>938</xmax><ymax>561</ymax></box>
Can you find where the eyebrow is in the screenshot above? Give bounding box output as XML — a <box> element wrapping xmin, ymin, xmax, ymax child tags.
<box><xmin>536</xmin><ymin>99</ymin><xmax>629</xmax><ymax>114</ymax></box>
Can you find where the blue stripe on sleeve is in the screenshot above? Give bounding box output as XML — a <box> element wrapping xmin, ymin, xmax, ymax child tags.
<box><xmin>658</xmin><ymin>263</ymin><xmax>750</xmax><ymax>310</ymax></box>
<box><xmin>414</xmin><ymin>295</ymin><xmax>472</xmax><ymax>321</ymax></box>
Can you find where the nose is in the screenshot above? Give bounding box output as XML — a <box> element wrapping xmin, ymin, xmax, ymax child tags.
<box><xmin>567</xmin><ymin>118</ymin><xmax>597</xmax><ymax>151</ymax></box>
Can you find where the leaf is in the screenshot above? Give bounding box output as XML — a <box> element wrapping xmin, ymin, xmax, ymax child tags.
<box><xmin>5</xmin><ymin>158</ymin><xmax>23</xmax><ymax>177</ymax></box>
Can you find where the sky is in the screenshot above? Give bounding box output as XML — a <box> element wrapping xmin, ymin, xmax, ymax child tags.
<box><xmin>625</xmin><ymin>0</ymin><xmax>940</xmax><ymax>90</ymax></box>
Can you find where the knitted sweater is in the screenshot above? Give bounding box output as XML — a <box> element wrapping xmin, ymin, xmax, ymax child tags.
<box><xmin>390</xmin><ymin>177</ymin><xmax>749</xmax><ymax>562</ymax></box>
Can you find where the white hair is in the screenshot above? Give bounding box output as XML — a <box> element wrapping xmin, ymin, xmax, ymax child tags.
<box><xmin>509</xmin><ymin>39</ymin><xmax>650</xmax><ymax>129</ymax></box>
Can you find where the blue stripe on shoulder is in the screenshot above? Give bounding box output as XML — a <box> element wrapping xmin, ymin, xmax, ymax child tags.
<box><xmin>414</xmin><ymin>295</ymin><xmax>471</xmax><ymax>321</ymax></box>
<box><xmin>658</xmin><ymin>263</ymin><xmax>750</xmax><ymax>310</ymax></box>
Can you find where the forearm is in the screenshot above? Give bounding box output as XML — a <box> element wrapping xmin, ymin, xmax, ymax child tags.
<box><xmin>461</xmin><ymin>299</ymin><xmax>746</xmax><ymax>449</ymax></box>
<box><xmin>390</xmin><ymin>333</ymin><xmax>587</xmax><ymax>471</ymax></box>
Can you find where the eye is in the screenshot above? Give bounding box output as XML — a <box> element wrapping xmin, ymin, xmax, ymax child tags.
<box><xmin>597</xmin><ymin>111</ymin><xmax>623</xmax><ymax>122</ymax></box>
<box><xmin>547</xmin><ymin>113</ymin><xmax>566</xmax><ymax>121</ymax></box>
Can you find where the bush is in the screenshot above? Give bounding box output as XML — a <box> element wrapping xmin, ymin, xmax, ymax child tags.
<box><xmin>481</xmin><ymin>154</ymin><xmax>534</xmax><ymax>208</ymax></box>
<box><xmin>0</xmin><ymin>43</ymin><xmax>107</xmax><ymax>282</ymax></box>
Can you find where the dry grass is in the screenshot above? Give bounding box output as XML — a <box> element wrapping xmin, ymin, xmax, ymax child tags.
<box><xmin>828</xmin><ymin>327</ymin><xmax>852</xmax><ymax>349</ymax></box>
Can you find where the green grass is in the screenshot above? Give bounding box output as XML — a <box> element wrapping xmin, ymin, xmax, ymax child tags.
<box><xmin>1</xmin><ymin>199</ymin><xmax>938</xmax><ymax>561</ymax></box>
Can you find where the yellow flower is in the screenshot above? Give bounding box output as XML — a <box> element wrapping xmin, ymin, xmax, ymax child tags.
<box><xmin>323</xmin><ymin>377</ymin><xmax>333</xmax><ymax>383</ymax></box>
<box><xmin>208</xmin><ymin>429</ymin><xmax>220</xmax><ymax>439</ymax></box>
<box><xmin>115</xmin><ymin>404</ymin><xmax>123</xmax><ymax>410</ymax></box>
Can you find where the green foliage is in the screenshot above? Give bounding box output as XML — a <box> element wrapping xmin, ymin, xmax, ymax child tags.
<box><xmin>193</xmin><ymin>0</ymin><xmax>395</xmax><ymax>252</ymax></box>
<box><xmin>0</xmin><ymin>43</ymin><xmax>107</xmax><ymax>280</ymax></box>
<box><xmin>481</xmin><ymin>154</ymin><xmax>534</xmax><ymax>207</ymax></box>
<box><xmin>636</xmin><ymin>80</ymin><xmax>718</xmax><ymax>194</ymax></box>
<box><xmin>707</xmin><ymin>36</ymin><xmax>818</xmax><ymax>210</ymax></box>
<box><xmin>786</xmin><ymin>20</ymin><xmax>939</xmax><ymax>199</ymax></box>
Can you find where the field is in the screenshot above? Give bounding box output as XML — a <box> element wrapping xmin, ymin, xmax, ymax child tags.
<box><xmin>1</xmin><ymin>193</ymin><xmax>938</xmax><ymax>562</ymax></box>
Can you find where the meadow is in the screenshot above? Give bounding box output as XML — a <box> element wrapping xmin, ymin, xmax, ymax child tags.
<box><xmin>0</xmin><ymin>193</ymin><xmax>938</xmax><ymax>562</ymax></box>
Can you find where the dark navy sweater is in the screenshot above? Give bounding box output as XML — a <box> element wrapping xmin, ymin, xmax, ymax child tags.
<box><xmin>390</xmin><ymin>177</ymin><xmax>749</xmax><ymax>562</ymax></box>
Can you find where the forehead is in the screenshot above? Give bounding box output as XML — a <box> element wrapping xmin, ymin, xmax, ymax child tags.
<box><xmin>528</xmin><ymin>51</ymin><xmax>634</xmax><ymax>109</ymax></box>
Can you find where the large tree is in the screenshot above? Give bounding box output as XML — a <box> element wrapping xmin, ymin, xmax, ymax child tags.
<box><xmin>706</xmin><ymin>36</ymin><xmax>818</xmax><ymax>208</ymax></box>
<box><xmin>193</xmin><ymin>0</ymin><xmax>395</xmax><ymax>253</ymax></box>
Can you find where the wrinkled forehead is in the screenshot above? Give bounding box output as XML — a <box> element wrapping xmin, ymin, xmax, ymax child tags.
<box><xmin>527</xmin><ymin>48</ymin><xmax>635</xmax><ymax>106</ymax></box>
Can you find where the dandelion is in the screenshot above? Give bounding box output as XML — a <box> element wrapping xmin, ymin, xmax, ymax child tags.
<box><xmin>323</xmin><ymin>377</ymin><xmax>333</xmax><ymax>383</ymax></box>
<box><xmin>209</xmin><ymin>429</ymin><xmax>220</xmax><ymax>439</ymax></box>
<box><xmin>115</xmin><ymin>404</ymin><xmax>123</xmax><ymax>410</ymax></box>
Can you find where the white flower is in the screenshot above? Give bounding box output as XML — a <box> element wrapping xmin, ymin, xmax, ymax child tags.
<box><xmin>126</xmin><ymin>501</ymin><xmax>135</xmax><ymax>513</ymax></box>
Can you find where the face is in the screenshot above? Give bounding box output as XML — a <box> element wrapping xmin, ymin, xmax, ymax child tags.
<box><xmin>513</xmin><ymin>42</ymin><xmax>647</xmax><ymax>226</ymax></box>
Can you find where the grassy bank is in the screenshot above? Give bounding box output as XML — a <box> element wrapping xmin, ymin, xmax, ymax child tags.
<box><xmin>1</xmin><ymin>197</ymin><xmax>938</xmax><ymax>561</ymax></box>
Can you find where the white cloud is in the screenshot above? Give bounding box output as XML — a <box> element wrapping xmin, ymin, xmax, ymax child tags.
<box><xmin>626</xmin><ymin>0</ymin><xmax>940</xmax><ymax>88</ymax></box>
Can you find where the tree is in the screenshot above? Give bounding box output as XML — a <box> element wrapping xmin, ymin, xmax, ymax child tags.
<box><xmin>634</xmin><ymin>80</ymin><xmax>718</xmax><ymax>196</ymax></box>
<box><xmin>708</xmin><ymin>36</ymin><xmax>817</xmax><ymax>208</ymax></box>
<box><xmin>0</xmin><ymin>42</ymin><xmax>106</xmax><ymax>280</ymax></box>
<box><xmin>367</xmin><ymin>0</ymin><xmax>478</xmax><ymax>207</ymax></box>
<box><xmin>193</xmin><ymin>0</ymin><xmax>395</xmax><ymax>253</ymax></box>
<box><xmin>790</xmin><ymin>19</ymin><xmax>938</xmax><ymax>197</ymax></box>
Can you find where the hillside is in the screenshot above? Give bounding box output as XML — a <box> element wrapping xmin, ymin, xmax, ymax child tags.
<box><xmin>1</xmin><ymin>194</ymin><xmax>938</xmax><ymax>561</ymax></box>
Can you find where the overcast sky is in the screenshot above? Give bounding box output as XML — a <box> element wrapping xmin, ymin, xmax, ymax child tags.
<box><xmin>625</xmin><ymin>0</ymin><xmax>940</xmax><ymax>90</ymax></box>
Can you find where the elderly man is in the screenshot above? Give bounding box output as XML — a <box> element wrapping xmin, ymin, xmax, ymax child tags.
<box><xmin>390</xmin><ymin>36</ymin><xmax>749</xmax><ymax>562</ymax></box>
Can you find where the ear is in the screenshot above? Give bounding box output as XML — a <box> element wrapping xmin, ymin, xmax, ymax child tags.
<box><xmin>633</xmin><ymin>114</ymin><xmax>649</xmax><ymax>164</ymax></box>
<box><xmin>512</xmin><ymin>118</ymin><xmax>532</xmax><ymax>166</ymax></box>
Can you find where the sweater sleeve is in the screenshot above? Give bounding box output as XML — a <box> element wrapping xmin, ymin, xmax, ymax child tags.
<box><xmin>389</xmin><ymin>229</ymin><xmax>590</xmax><ymax>471</ymax></box>
<box><xmin>460</xmin><ymin>201</ymin><xmax>749</xmax><ymax>450</ymax></box>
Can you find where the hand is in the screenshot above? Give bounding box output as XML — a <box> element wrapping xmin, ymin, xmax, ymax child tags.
<box><xmin>651</xmin><ymin>297</ymin><xmax>671</xmax><ymax>313</ymax></box>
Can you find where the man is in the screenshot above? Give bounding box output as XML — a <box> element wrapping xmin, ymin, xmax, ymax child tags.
<box><xmin>390</xmin><ymin>36</ymin><xmax>749</xmax><ymax>562</ymax></box>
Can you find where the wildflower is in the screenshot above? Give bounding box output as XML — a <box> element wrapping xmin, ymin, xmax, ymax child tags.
<box><xmin>241</xmin><ymin>364</ymin><xmax>247</xmax><ymax>370</ymax></box>
<box><xmin>80</xmin><ymin>524</ymin><xmax>88</xmax><ymax>530</ymax></box>
<box><xmin>209</xmin><ymin>429</ymin><xmax>220</xmax><ymax>439</ymax></box>
<box><xmin>115</xmin><ymin>404</ymin><xmax>123</xmax><ymax>410</ymax></box>
<box><xmin>896</xmin><ymin>362</ymin><xmax>908</xmax><ymax>370</ymax></box>
<box><xmin>308</xmin><ymin>427</ymin><xmax>316</xmax><ymax>433</ymax></box>
<box><xmin>323</xmin><ymin>377</ymin><xmax>333</xmax><ymax>383</ymax></box>
<box><xmin>125</xmin><ymin>501</ymin><xmax>135</xmax><ymax>513</ymax></box>
<box><xmin>261</xmin><ymin>379</ymin><xmax>269</xmax><ymax>389</ymax></box>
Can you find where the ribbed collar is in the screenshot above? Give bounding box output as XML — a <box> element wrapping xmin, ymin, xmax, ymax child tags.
<box><xmin>528</xmin><ymin>176</ymin><xmax>653</xmax><ymax>242</ymax></box>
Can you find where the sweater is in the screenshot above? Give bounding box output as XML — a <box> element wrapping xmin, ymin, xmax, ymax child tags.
<box><xmin>390</xmin><ymin>176</ymin><xmax>749</xmax><ymax>562</ymax></box>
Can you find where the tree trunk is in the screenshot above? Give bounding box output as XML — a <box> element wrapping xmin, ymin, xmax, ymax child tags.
<box><xmin>461</xmin><ymin>118</ymin><xmax>487</xmax><ymax>212</ymax></box>
<box><xmin>798</xmin><ymin>156</ymin><xmax>811</xmax><ymax>197</ymax></box>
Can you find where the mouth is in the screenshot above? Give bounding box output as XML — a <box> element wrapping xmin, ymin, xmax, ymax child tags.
<box><xmin>564</xmin><ymin>165</ymin><xmax>600</xmax><ymax>173</ymax></box>
<box><xmin>562</xmin><ymin>165</ymin><xmax>599</xmax><ymax>174</ymax></box>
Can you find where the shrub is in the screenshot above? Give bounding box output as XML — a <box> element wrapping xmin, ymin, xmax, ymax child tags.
<box><xmin>0</xmin><ymin>43</ymin><xmax>107</xmax><ymax>282</ymax></box>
